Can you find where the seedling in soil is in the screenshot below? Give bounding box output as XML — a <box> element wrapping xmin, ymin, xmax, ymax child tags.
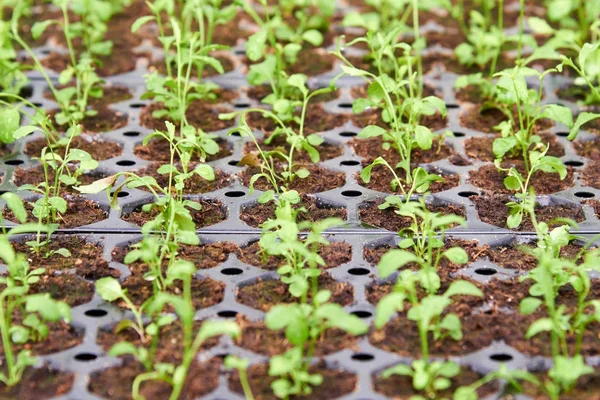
<box><xmin>225</xmin><ymin>356</ymin><xmax>255</xmax><ymax>400</ymax></box>
<box><xmin>0</xmin><ymin>237</ymin><xmax>71</xmax><ymax>387</ymax></box>
<box><xmin>237</xmin><ymin>0</ymin><xmax>328</xmax><ymax>106</ymax></box>
<box><xmin>375</xmin><ymin>270</ymin><xmax>483</xmax><ymax>398</ymax></box>
<box><xmin>260</xmin><ymin>194</ymin><xmax>344</xmax><ymax>300</ymax></box>
<box><xmin>265</xmin><ymin>289</ymin><xmax>367</xmax><ymax>399</ymax></box>
<box><xmin>221</xmin><ymin>75</ymin><xmax>334</xmax><ymax>200</ymax></box>
<box><xmin>559</xmin><ymin>41</ymin><xmax>600</xmax><ymax>105</ymax></box>
<box><xmin>0</xmin><ymin>7</ymin><xmax>29</xmax><ymax>98</ymax></box>
<box><xmin>334</xmin><ymin>30</ymin><xmax>449</xmax><ymax>186</ymax></box>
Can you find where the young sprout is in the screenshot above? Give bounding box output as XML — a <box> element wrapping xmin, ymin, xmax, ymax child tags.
<box><xmin>375</xmin><ymin>270</ymin><xmax>483</xmax><ymax>398</ymax></box>
<box><xmin>237</xmin><ymin>0</ymin><xmax>330</xmax><ymax>109</ymax></box>
<box><xmin>265</xmin><ymin>289</ymin><xmax>367</xmax><ymax>398</ymax></box>
<box><xmin>221</xmin><ymin>74</ymin><xmax>334</xmax><ymax>203</ymax></box>
<box><xmin>333</xmin><ymin>29</ymin><xmax>449</xmax><ymax>187</ymax></box>
<box><xmin>225</xmin><ymin>356</ymin><xmax>255</xmax><ymax>400</ymax></box>
<box><xmin>0</xmin><ymin>236</ymin><xmax>71</xmax><ymax>387</ymax></box>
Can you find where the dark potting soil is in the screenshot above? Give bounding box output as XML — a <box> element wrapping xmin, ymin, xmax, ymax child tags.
<box><xmin>43</xmin><ymin>84</ymin><xmax>133</xmax><ymax>105</ymax></box>
<box><xmin>350</xmin><ymin>136</ymin><xmax>454</xmax><ymax>164</ymax></box>
<box><xmin>464</xmin><ymin>132</ymin><xmax>564</xmax><ymax>162</ymax></box>
<box><xmin>512</xmin><ymin>370</ymin><xmax>600</xmax><ymax>400</ymax></box>
<box><xmin>246</xmin><ymin>104</ymin><xmax>348</xmax><ymax>134</ymax></box>
<box><xmin>139</xmin><ymin>102</ymin><xmax>235</xmax><ymax>133</ymax></box>
<box><xmin>247</xmin><ymin>85</ymin><xmax>340</xmax><ymax>103</ymax></box>
<box><xmin>350</xmin><ymin>108</ymin><xmax>448</xmax><ymax>132</ymax></box>
<box><xmin>12</xmin><ymin>166</ymin><xmax>107</xmax><ymax>195</ymax></box>
<box><xmin>3</xmin><ymin>196</ymin><xmax>107</xmax><ymax>228</ymax></box>
<box><xmin>357</xmin><ymin>164</ymin><xmax>460</xmax><ymax>194</ymax></box>
<box><xmin>134</xmin><ymin>137</ymin><xmax>233</xmax><ymax>163</ymax></box>
<box><xmin>364</xmin><ymin>239</ymin><xmax>488</xmax><ymax>273</ymax></box>
<box><xmin>459</xmin><ymin>103</ymin><xmax>553</xmax><ymax>134</ymax></box>
<box><xmin>240</xmin><ymin>195</ymin><xmax>347</xmax><ymax>228</ymax></box>
<box><xmin>238</xmin><ymin>240</ymin><xmax>352</xmax><ymax>270</ymax></box>
<box><xmin>97</xmin><ymin>320</ymin><xmax>220</xmax><ymax>362</ymax></box>
<box><xmin>468</xmin><ymin>162</ymin><xmax>574</xmax><ymax>195</ymax></box>
<box><xmin>121</xmin><ymin>199</ymin><xmax>227</xmax><ymax>228</ymax></box>
<box><xmin>235</xmin><ymin>316</ymin><xmax>360</xmax><ymax>357</ymax></box>
<box><xmin>228</xmin><ymin>363</ymin><xmax>357</xmax><ymax>400</ymax></box>
<box><xmin>238</xmin><ymin>163</ymin><xmax>345</xmax><ymax>193</ymax></box>
<box><xmin>581</xmin><ymin>161</ymin><xmax>600</xmax><ymax>189</ymax></box>
<box><xmin>359</xmin><ymin>200</ymin><xmax>466</xmax><ymax>232</ymax></box>
<box><xmin>0</xmin><ymin>319</ymin><xmax>82</xmax><ymax>357</ymax></box>
<box><xmin>350</xmin><ymin>83</ymin><xmax>440</xmax><ymax>100</ymax></box>
<box><xmin>236</xmin><ymin>273</ymin><xmax>354</xmax><ymax>311</ymax></box>
<box><xmin>42</xmin><ymin>44</ymin><xmax>140</xmax><ymax>76</ymax></box>
<box><xmin>556</xmin><ymin>83</ymin><xmax>591</xmax><ymax>104</ymax></box>
<box><xmin>574</xmin><ymin>136</ymin><xmax>600</xmax><ymax>160</ymax></box>
<box><xmin>48</xmin><ymin>107</ymin><xmax>129</xmax><ymax>133</ymax></box>
<box><xmin>24</xmin><ymin>135</ymin><xmax>123</xmax><ymax>161</ymax></box>
<box><xmin>243</xmin><ymin>136</ymin><xmax>344</xmax><ymax>163</ymax></box>
<box><xmin>133</xmin><ymin>163</ymin><xmax>232</xmax><ymax>194</ymax></box>
<box><xmin>373</xmin><ymin>367</ymin><xmax>496</xmax><ymax>399</ymax></box>
<box><xmin>89</xmin><ymin>358</ymin><xmax>221</xmax><ymax>400</ymax></box>
<box><xmin>112</xmin><ymin>241</ymin><xmax>239</xmax><ymax>273</ymax></box>
<box><xmin>454</xmin><ymin>84</ymin><xmax>486</xmax><ymax>104</ymax></box>
<box><xmin>243</xmin><ymin>49</ymin><xmax>336</xmax><ymax>77</ymax></box>
<box><xmin>148</xmin><ymin>54</ymin><xmax>236</xmax><ymax>78</ymax></box>
<box><xmin>13</xmin><ymin>235</ymin><xmax>114</xmax><ymax>280</ymax></box>
<box><xmin>30</xmin><ymin>274</ymin><xmax>94</xmax><ymax>307</ymax></box>
<box><xmin>489</xmin><ymin>242</ymin><xmax>584</xmax><ymax>271</ymax></box>
<box><xmin>0</xmin><ymin>367</ymin><xmax>73</xmax><ymax>400</ymax></box>
<box><xmin>471</xmin><ymin>194</ymin><xmax>584</xmax><ymax>231</ymax></box>
<box><xmin>119</xmin><ymin>275</ymin><xmax>225</xmax><ymax>310</ymax></box>
<box><xmin>421</xmin><ymin>52</ymin><xmax>514</xmax><ymax>76</ymax></box>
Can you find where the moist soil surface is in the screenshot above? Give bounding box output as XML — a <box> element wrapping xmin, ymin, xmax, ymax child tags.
<box><xmin>89</xmin><ymin>358</ymin><xmax>220</xmax><ymax>400</ymax></box>
<box><xmin>235</xmin><ymin>316</ymin><xmax>360</xmax><ymax>356</ymax></box>
<box><xmin>134</xmin><ymin>137</ymin><xmax>233</xmax><ymax>162</ymax></box>
<box><xmin>247</xmin><ymin>85</ymin><xmax>340</xmax><ymax>103</ymax></box>
<box><xmin>243</xmin><ymin>136</ymin><xmax>344</xmax><ymax>163</ymax></box>
<box><xmin>49</xmin><ymin>107</ymin><xmax>129</xmax><ymax>133</ymax></box>
<box><xmin>240</xmin><ymin>195</ymin><xmax>347</xmax><ymax>228</ymax></box>
<box><xmin>236</xmin><ymin>273</ymin><xmax>353</xmax><ymax>311</ymax></box>
<box><xmin>373</xmin><ymin>367</ymin><xmax>495</xmax><ymax>399</ymax></box>
<box><xmin>358</xmin><ymin>164</ymin><xmax>460</xmax><ymax>194</ymax></box>
<box><xmin>0</xmin><ymin>319</ymin><xmax>82</xmax><ymax>357</ymax></box>
<box><xmin>119</xmin><ymin>275</ymin><xmax>225</xmax><ymax>310</ymax></box>
<box><xmin>581</xmin><ymin>161</ymin><xmax>600</xmax><ymax>189</ymax></box>
<box><xmin>469</xmin><ymin>162</ymin><xmax>574</xmax><ymax>195</ymax></box>
<box><xmin>24</xmin><ymin>135</ymin><xmax>123</xmax><ymax>161</ymax></box>
<box><xmin>464</xmin><ymin>132</ymin><xmax>564</xmax><ymax>161</ymax></box>
<box><xmin>472</xmin><ymin>194</ymin><xmax>585</xmax><ymax>231</ymax></box>
<box><xmin>43</xmin><ymin>84</ymin><xmax>133</xmax><ymax>105</ymax></box>
<box><xmin>243</xmin><ymin>49</ymin><xmax>336</xmax><ymax>77</ymax></box>
<box><xmin>112</xmin><ymin>241</ymin><xmax>238</xmax><ymax>273</ymax></box>
<box><xmin>148</xmin><ymin>54</ymin><xmax>236</xmax><ymax>78</ymax></box>
<box><xmin>228</xmin><ymin>363</ymin><xmax>357</xmax><ymax>400</ymax></box>
<box><xmin>351</xmin><ymin>108</ymin><xmax>448</xmax><ymax>132</ymax></box>
<box><xmin>42</xmin><ymin>44</ymin><xmax>140</xmax><ymax>76</ymax></box>
<box><xmin>238</xmin><ymin>240</ymin><xmax>352</xmax><ymax>270</ymax></box>
<box><xmin>121</xmin><ymin>199</ymin><xmax>226</xmax><ymax>228</ymax></box>
<box><xmin>350</xmin><ymin>136</ymin><xmax>454</xmax><ymax>164</ymax></box>
<box><xmin>459</xmin><ymin>103</ymin><xmax>553</xmax><ymax>134</ymax></box>
<box><xmin>12</xmin><ymin>235</ymin><xmax>114</xmax><ymax>280</ymax></box>
<box><xmin>246</xmin><ymin>104</ymin><xmax>348</xmax><ymax>134</ymax></box>
<box><xmin>359</xmin><ymin>199</ymin><xmax>465</xmax><ymax>231</ymax></box>
<box><xmin>134</xmin><ymin>163</ymin><xmax>232</xmax><ymax>194</ymax></box>
<box><xmin>30</xmin><ymin>274</ymin><xmax>94</xmax><ymax>307</ymax></box>
<box><xmin>139</xmin><ymin>102</ymin><xmax>235</xmax><ymax>132</ymax></box>
<box><xmin>238</xmin><ymin>163</ymin><xmax>345</xmax><ymax>193</ymax></box>
<box><xmin>12</xmin><ymin>166</ymin><xmax>108</xmax><ymax>195</ymax></box>
<box><xmin>3</xmin><ymin>196</ymin><xmax>107</xmax><ymax>228</ymax></box>
<box><xmin>574</xmin><ymin>136</ymin><xmax>600</xmax><ymax>160</ymax></box>
<box><xmin>0</xmin><ymin>367</ymin><xmax>74</xmax><ymax>400</ymax></box>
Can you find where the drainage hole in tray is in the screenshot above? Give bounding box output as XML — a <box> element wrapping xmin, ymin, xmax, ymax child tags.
<box><xmin>221</xmin><ymin>267</ymin><xmax>243</xmax><ymax>276</ymax></box>
<box><xmin>575</xmin><ymin>191</ymin><xmax>595</xmax><ymax>198</ymax></box>
<box><xmin>340</xmin><ymin>160</ymin><xmax>360</xmax><ymax>166</ymax></box>
<box><xmin>116</xmin><ymin>160</ymin><xmax>136</xmax><ymax>167</ymax></box>
<box><xmin>351</xmin><ymin>353</ymin><xmax>375</xmax><ymax>362</ymax></box>
<box><xmin>230</xmin><ymin>130</ymin><xmax>242</xmax><ymax>137</ymax></box>
<box><xmin>4</xmin><ymin>159</ymin><xmax>23</xmax><ymax>166</ymax></box>
<box><xmin>351</xmin><ymin>310</ymin><xmax>373</xmax><ymax>318</ymax></box>
<box><xmin>338</xmin><ymin>103</ymin><xmax>353</xmax><ymax>109</ymax></box>
<box><xmin>234</xmin><ymin>103</ymin><xmax>250</xmax><ymax>109</ymax></box>
<box><xmin>564</xmin><ymin>160</ymin><xmax>583</xmax><ymax>167</ymax></box>
<box><xmin>129</xmin><ymin>103</ymin><xmax>146</xmax><ymax>109</ymax></box>
<box><xmin>556</xmin><ymin>132</ymin><xmax>569</xmax><ymax>137</ymax></box>
<box><xmin>490</xmin><ymin>353</ymin><xmax>513</xmax><ymax>362</ymax></box>
<box><xmin>225</xmin><ymin>191</ymin><xmax>245</xmax><ymax>198</ymax></box>
<box><xmin>84</xmin><ymin>309</ymin><xmax>108</xmax><ymax>318</ymax></box>
<box><xmin>453</xmin><ymin>131</ymin><xmax>465</xmax><ymax>137</ymax></box>
<box><xmin>348</xmin><ymin>267</ymin><xmax>370</xmax><ymax>276</ymax></box>
<box><xmin>339</xmin><ymin>131</ymin><xmax>357</xmax><ymax>137</ymax></box>
<box><xmin>123</xmin><ymin>131</ymin><xmax>140</xmax><ymax>137</ymax></box>
<box><xmin>217</xmin><ymin>310</ymin><xmax>238</xmax><ymax>318</ymax></box>
<box><xmin>75</xmin><ymin>353</ymin><xmax>98</xmax><ymax>362</ymax></box>
<box><xmin>458</xmin><ymin>191</ymin><xmax>478</xmax><ymax>198</ymax></box>
<box><xmin>228</xmin><ymin>160</ymin><xmax>240</xmax><ymax>166</ymax></box>
<box><xmin>342</xmin><ymin>190</ymin><xmax>362</xmax><ymax>197</ymax></box>
<box><xmin>112</xmin><ymin>191</ymin><xmax>129</xmax><ymax>198</ymax></box>
<box><xmin>474</xmin><ymin>267</ymin><xmax>497</xmax><ymax>276</ymax></box>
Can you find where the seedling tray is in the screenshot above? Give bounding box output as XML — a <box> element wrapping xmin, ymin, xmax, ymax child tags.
<box><xmin>3</xmin><ymin>2</ymin><xmax>600</xmax><ymax>399</ymax></box>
